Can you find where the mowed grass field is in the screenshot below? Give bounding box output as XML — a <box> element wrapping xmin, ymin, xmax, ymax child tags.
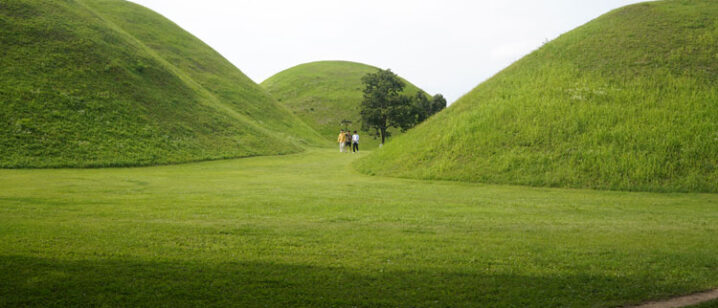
<box><xmin>0</xmin><ymin>149</ymin><xmax>716</xmax><ymax>307</ymax></box>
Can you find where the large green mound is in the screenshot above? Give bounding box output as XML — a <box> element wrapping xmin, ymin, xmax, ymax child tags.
<box><xmin>261</xmin><ymin>61</ymin><xmax>426</xmax><ymax>149</ymax></box>
<box><xmin>0</xmin><ymin>0</ymin><xmax>324</xmax><ymax>168</ymax></box>
<box><xmin>357</xmin><ymin>0</ymin><xmax>717</xmax><ymax>193</ymax></box>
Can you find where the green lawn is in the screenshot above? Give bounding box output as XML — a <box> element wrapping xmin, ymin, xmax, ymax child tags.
<box><xmin>691</xmin><ymin>299</ymin><xmax>718</xmax><ymax>308</ymax></box>
<box><xmin>0</xmin><ymin>149</ymin><xmax>716</xmax><ymax>307</ymax></box>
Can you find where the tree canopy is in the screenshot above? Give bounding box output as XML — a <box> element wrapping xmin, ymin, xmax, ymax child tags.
<box><xmin>359</xmin><ymin>69</ymin><xmax>415</xmax><ymax>144</ymax></box>
<box><xmin>413</xmin><ymin>92</ymin><xmax>447</xmax><ymax>123</ymax></box>
<box><xmin>360</xmin><ymin>69</ymin><xmax>447</xmax><ymax>144</ymax></box>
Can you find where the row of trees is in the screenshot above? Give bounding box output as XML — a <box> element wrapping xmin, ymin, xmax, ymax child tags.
<box><xmin>359</xmin><ymin>69</ymin><xmax>446</xmax><ymax>144</ymax></box>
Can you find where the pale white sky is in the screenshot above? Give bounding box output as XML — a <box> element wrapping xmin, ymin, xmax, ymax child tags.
<box><xmin>128</xmin><ymin>0</ymin><xmax>647</xmax><ymax>103</ymax></box>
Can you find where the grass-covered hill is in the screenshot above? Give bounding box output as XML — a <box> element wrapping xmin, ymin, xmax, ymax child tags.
<box><xmin>0</xmin><ymin>0</ymin><xmax>324</xmax><ymax>168</ymax></box>
<box><xmin>261</xmin><ymin>61</ymin><xmax>426</xmax><ymax>149</ymax></box>
<box><xmin>357</xmin><ymin>0</ymin><xmax>718</xmax><ymax>193</ymax></box>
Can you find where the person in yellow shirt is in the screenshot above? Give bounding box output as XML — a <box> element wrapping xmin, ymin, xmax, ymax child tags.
<box><xmin>337</xmin><ymin>130</ymin><xmax>347</xmax><ymax>152</ymax></box>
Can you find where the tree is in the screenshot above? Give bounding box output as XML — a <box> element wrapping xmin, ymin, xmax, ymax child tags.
<box><xmin>413</xmin><ymin>91</ymin><xmax>432</xmax><ymax>123</ymax></box>
<box><xmin>359</xmin><ymin>69</ymin><xmax>415</xmax><ymax>145</ymax></box>
<box><xmin>412</xmin><ymin>92</ymin><xmax>447</xmax><ymax>123</ymax></box>
<box><xmin>430</xmin><ymin>94</ymin><xmax>447</xmax><ymax>115</ymax></box>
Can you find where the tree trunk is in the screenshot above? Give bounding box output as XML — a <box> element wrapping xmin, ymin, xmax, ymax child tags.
<box><xmin>380</xmin><ymin>127</ymin><xmax>386</xmax><ymax>145</ymax></box>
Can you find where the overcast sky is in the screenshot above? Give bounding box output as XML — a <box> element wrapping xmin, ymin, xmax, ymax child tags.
<box><xmin>128</xmin><ymin>0</ymin><xmax>647</xmax><ymax>103</ymax></box>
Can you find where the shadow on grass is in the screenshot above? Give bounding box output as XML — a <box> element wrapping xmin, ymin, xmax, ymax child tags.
<box><xmin>0</xmin><ymin>255</ymin><xmax>689</xmax><ymax>307</ymax></box>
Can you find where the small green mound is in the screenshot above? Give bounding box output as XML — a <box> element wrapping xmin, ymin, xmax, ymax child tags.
<box><xmin>261</xmin><ymin>61</ymin><xmax>426</xmax><ymax>149</ymax></box>
<box><xmin>0</xmin><ymin>0</ymin><xmax>324</xmax><ymax>168</ymax></box>
<box><xmin>357</xmin><ymin>0</ymin><xmax>718</xmax><ymax>193</ymax></box>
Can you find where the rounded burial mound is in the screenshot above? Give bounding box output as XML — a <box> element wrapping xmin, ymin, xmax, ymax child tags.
<box><xmin>0</xmin><ymin>0</ymin><xmax>323</xmax><ymax>168</ymax></box>
<box><xmin>356</xmin><ymin>0</ymin><xmax>717</xmax><ymax>192</ymax></box>
<box><xmin>262</xmin><ymin>61</ymin><xmax>427</xmax><ymax>149</ymax></box>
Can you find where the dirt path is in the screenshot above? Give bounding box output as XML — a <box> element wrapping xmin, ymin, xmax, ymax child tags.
<box><xmin>628</xmin><ymin>288</ymin><xmax>718</xmax><ymax>308</ymax></box>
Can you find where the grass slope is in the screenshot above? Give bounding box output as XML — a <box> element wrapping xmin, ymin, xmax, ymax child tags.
<box><xmin>0</xmin><ymin>150</ymin><xmax>716</xmax><ymax>306</ymax></box>
<box><xmin>356</xmin><ymin>0</ymin><xmax>718</xmax><ymax>193</ymax></box>
<box><xmin>0</xmin><ymin>0</ymin><xmax>324</xmax><ymax>168</ymax></box>
<box><xmin>262</xmin><ymin>61</ymin><xmax>426</xmax><ymax>149</ymax></box>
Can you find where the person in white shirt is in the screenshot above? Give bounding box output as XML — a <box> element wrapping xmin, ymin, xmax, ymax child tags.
<box><xmin>351</xmin><ymin>131</ymin><xmax>359</xmax><ymax>153</ymax></box>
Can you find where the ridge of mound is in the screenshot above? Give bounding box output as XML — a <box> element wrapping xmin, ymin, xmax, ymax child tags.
<box><xmin>356</xmin><ymin>0</ymin><xmax>717</xmax><ymax>192</ymax></box>
<box><xmin>0</xmin><ymin>0</ymin><xmax>323</xmax><ymax>168</ymax></box>
<box><xmin>262</xmin><ymin>61</ymin><xmax>426</xmax><ymax>149</ymax></box>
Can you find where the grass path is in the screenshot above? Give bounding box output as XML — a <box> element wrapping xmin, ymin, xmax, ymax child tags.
<box><xmin>0</xmin><ymin>149</ymin><xmax>716</xmax><ymax>307</ymax></box>
<box><xmin>630</xmin><ymin>288</ymin><xmax>718</xmax><ymax>308</ymax></box>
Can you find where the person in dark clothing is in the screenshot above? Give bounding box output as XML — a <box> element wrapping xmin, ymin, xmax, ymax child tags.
<box><xmin>344</xmin><ymin>131</ymin><xmax>351</xmax><ymax>153</ymax></box>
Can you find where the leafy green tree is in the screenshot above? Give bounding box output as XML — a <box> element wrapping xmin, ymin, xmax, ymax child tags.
<box><xmin>430</xmin><ymin>94</ymin><xmax>447</xmax><ymax>114</ymax></box>
<box><xmin>360</xmin><ymin>69</ymin><xmax>415</xmax><ymax>145</ymax></box>
<box><xmin>413</xmin><ymin>91</ymin><xmax>432</xmax><ymax>122</ymax></box>
<box><xmin>413</xmin><ymin>92</ymin><xmax>447</xmax><ymax>123</ymax></box>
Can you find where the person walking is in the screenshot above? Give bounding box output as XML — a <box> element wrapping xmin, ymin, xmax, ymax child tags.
<box><xmin>344</xmin><ymin>130</ymin><xmax>352</xmax><ymax>153</ymax></box>
<box><xmin>337</xmin><ymin>130</ymin><xmax>346</xmax><ymax>152</ymax></box>
<box><xmin>352</xmin><ymin>131</ymin><xmax>359</xmax><ymax>153</ymax></box>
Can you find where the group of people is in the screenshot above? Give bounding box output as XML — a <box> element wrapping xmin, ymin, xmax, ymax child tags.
<box><xmin>338</xmin><ymin>130</ymin><xmax>359</xmax><ymax>153</ymax></box>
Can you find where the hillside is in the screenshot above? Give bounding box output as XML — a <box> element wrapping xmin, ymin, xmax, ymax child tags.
<box><xmin>262</xmin><ymin>61</ymin><xmax>426</xmax><ymax>149</ymax></box>
<box><xmin>0</xmin><ymin>0</ymin><xmax>324</xmax><ymax>168</ymax></box>
<box><xmin>356</xmin><ymin>0</ymin><xmax>718</xmax><ymax>193</ymax></box>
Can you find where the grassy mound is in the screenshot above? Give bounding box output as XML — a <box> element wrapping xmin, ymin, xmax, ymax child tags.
<box><xmin>261</xmin><ymin>61</ymin><xmax>426</xmax><ymax>149</ymax></box>
<box><xmin>357</xmin><ymin>0</ymin><xmax>718</xmax><ymax>192</ymax></box>
<box><xmin>0</xmin><ymin>0</ymin><xmax>324</xmax><ymax>168</ymax></box>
